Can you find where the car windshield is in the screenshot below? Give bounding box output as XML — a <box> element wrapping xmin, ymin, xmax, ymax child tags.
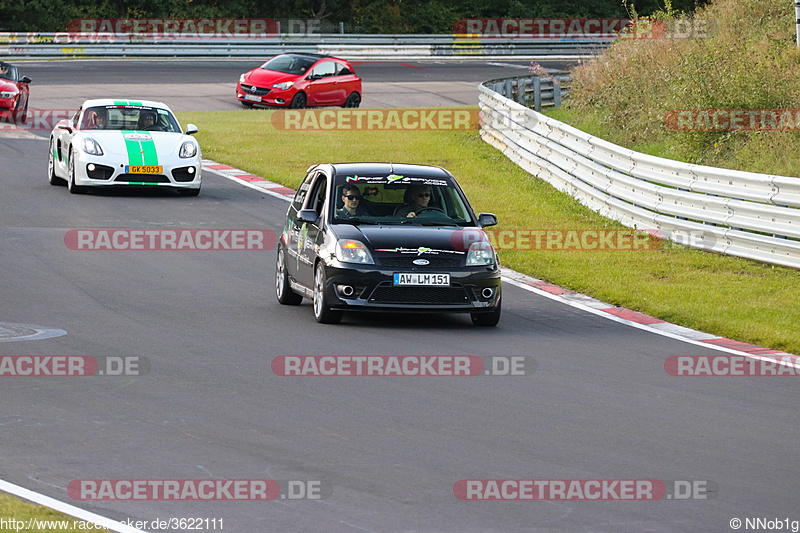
<box><xmin>261</xmin><ymin>55</ymin><xmax>317</xmax><ymax>75</ymax></box>
<box><xmin>0</xmin><ymin>63</ymin><xmax>18</xmax><ymax>82</ymax></box>
<box><xmin>331</xmin><ymin>174</ymin><xmax>476</xmax><ymax>227</ymax></box>
<box><xmin>80</xmin><ymin>105</ymin><xmax>181</xmax><ymax>132</ymax></box>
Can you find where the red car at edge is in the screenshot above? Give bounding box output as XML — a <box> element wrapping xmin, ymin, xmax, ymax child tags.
<box><xmin>0</xmin><ymin>61</ymin><xmax>32</xmax><ymax>124</ymax></box>
<box><xmin>237</xmin><ymin>53</ymin><xmax>361</xmax><ymax>109</ymax></box>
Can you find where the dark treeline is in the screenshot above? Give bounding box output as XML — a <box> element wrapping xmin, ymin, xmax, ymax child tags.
<box><xmin>0</xmin><ymin>0</ymin><xmax>709</xmax><ymax>33</ymax></box>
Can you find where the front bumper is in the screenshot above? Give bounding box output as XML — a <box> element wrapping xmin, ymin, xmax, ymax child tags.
<box><xmin>72</xmin><ymin>154</ymin><xmax>202</xmax><ymax>190</ymax></box>
<box><xmin>321</xmin><ymin>259</ymin><xmax>501</xmax><ymax>314</ymax></box>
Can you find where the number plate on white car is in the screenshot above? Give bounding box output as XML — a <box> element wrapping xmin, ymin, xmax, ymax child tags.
<box><xmin>393</xmin><ymin>273</ymin><xmax>450</xmax><ymax>286</ymax></box>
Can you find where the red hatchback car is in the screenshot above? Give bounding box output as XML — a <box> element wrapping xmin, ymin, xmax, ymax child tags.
<box><xmin>0</xmin><ymin>61</ymin><xmax>31</xmax><ymax>124</ymax></box>
<box><xmin>237</xmin><ymin>53</ymin><xmax>361</xmax><ymax>109</ymax></box>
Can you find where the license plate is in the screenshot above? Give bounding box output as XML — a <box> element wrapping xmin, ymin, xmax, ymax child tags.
<box><xmin>244</xmin><ymin>94</ymin><xmax>261</xmax><ymax>102</ymax></box>
<box><xmin>393</xmin><ymin>273</ymin><xmax>450</xmax><ymax>286</ymax></box>
<box><xmin>126</xmin><ymin>165</ymin><xmax>162</xmax><ymax>174</ymax></box>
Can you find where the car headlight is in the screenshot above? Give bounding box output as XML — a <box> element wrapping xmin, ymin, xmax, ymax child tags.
<box><xmin>271</xmin><ymin>81</ymin><xmax>294</xmax><ymax>91</ymax></box>
<box><xmin>239</xmin><ymin>74</ymin><xmax>246</xmax><ymax>83</ymax></box>
<box><xmin>0</xmin><ymin>91</ymin><xmax>16</xmax><ymax>99</ymax></box>
<box><xmin>81</xmin><ymin>137</ymin><xmax>104</xmax><ymax>156</ymax></box>
<box><xmin>335</xmin><ymin>239</ymin><xmax>374</xmax><ymax>264</ymax></box>
<box><xmin>466</xmin><ymin>241</ymin><xmax>496</xmax><ymax>266</ymax></box>
<box><xmin>179</xmin><ymin>140</ymin><xmax>198</xmax><ymax>158</ymax></box>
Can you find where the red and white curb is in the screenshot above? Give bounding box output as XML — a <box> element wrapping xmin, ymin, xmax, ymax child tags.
<box><xmin>202</xmin><ymin>158</ymin><xmax>798</xmax><ymax>366</ymax></box>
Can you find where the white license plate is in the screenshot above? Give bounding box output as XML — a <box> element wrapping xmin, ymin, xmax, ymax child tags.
<box><xmin>243</xmin><ymin>94</ymin><xmax>261</xmax><ymax>102</ymax></box>
<box><xmin>393</xmin><ymin>273</ymin><xmax>450</xmax><ymax>286</ymax></box>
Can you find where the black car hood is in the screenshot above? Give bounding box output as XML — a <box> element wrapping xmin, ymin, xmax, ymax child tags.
<box><xmin>333</xmin><ymin>224</ymin><xmax>478</xmax><ymax>253</ymax></box>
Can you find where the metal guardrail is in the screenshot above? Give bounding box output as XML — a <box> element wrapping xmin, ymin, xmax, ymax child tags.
<box><xmin>0</xmin><ymin>33</ymin><xmax>614</xmax><ymax>59</ymax></box>
<box><xmin>478</xmin><ymin>78</ymin><xmax>800</xmax><ymax>269</ymax></box>
<box><xmin>484</xmin><ymin>72</ymin><xmax>570</xmax><ymax>111</ymax></box>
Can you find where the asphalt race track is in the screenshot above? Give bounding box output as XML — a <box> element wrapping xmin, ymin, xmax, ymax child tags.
<box><xmin>0</xmin><ymin>60</ymin><xmax>798</xmax><ymax>533</ymax></box>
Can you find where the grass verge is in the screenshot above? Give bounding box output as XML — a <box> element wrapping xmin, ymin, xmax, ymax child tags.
<box><xmin>177</xmin><ymin>108</ymin><xmax>799</xmax><ymax>354</ymax></box>
<box><xmin>0</xmin><ymin>493</ymin><xmax>110</xmax><ymax>532</ymax></box>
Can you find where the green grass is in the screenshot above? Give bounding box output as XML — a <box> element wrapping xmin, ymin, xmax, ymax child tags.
<box><xmin>0</xmin><ymin>493</ymin><xmax>110</xmax><ymax>532</ymax></box>
<box><xmin>178</xmin><ymin>107</ymin><xmax>800</xmax><ymax>354</ymax></box>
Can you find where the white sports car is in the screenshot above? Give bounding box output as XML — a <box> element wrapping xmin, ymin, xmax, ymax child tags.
<box><xmin>48</xmin><ymin>99</ymin><xmax>202</xmax><ymax>195</ymax></box>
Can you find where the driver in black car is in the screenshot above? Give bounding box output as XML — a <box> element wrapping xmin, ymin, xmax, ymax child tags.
<box><xmin>394</xmin><ymin>184</ymin><xmax>431</xmax><ymax>218</ymax></box>
<box><xmin>336</xmin><ymin>184</ymin><xmax>368</xmax><ymax>218</ymax></box>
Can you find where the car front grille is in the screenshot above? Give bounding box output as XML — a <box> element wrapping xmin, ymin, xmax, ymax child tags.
<box><xmin>368</xmin><ymin>285</ymin><xmax>470</xmax><ymax>305</ymax></box>
<box><xmin>378</xmin><ymin>257</ymin><xmax>463</xmax><ymax>268</ymax></box>
<box><xmin>240</xmin><ymin>84</ymin><xmax>271</xmax><ymax>96</ymax></box>
<box><xmin>115</xmin><ymin>174</ymin><xmax>170</xmax><ymax>183</ymax></box>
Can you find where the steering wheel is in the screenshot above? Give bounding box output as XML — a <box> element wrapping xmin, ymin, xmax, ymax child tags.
<box><xmin>415</xmin><ymin>207</ymin><xmax>446</xmax><ymax>215</ymax></box>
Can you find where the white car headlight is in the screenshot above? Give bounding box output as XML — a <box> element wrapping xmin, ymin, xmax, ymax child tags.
<box><xmin>335</xmin><ymin>239</ymin><xmax>374</xmax><ymax>264</ymax></box>
<box><xmin>81</xmin><ymin>137</ymin><xmax>104</xmax><ymax>156</ymax></box>
<box><xmin>466</xmin><ymin>241</ymin><xmax>496</xmax><ymax>266</ymax></box>
<box><xmin>179</xmin><ymin>140</ymin><xmax>198</xmax><ymax>158</ymax></box>
<box><xmin>271</xmin><ymin>81</ymin><xmax>294</xmax><ymax>91</ymax></box>
<box><xmin>0</xmin><ymin>91</ymin><xmax>16</xmax><ymax>99</ymax></box>
<box><xmin>239</xmin><ymin>74</ymin><xmax>246</xmax><ymax>83</ymax></box>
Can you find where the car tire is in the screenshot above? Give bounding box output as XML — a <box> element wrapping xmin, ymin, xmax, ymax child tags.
<box><xmin>343</xmin><ymin>92</ymin><xmax>361</xmax><ymax>108</ymax></box>
<box><xmin>67</xmin><ymin>148</ymin><xmax>87</xmax><ymax>194</ymax></box>
<box><xmin>471</xmin><ymin>298</ymin><xmax>501</xmax><ymax>327</ymax></box>
<box><xmin>276</xmin><ymin>248</ymin><xmax>303</xmax><ymax>306</ymax></box>
<box><xmin>177</xmin><ymin>188</ymin><xmax>200</xmax><ymax>196</ymax></box>
<box><xmin>313</xmin><ymin>262</ymin><xmax>342</xmax><ymax>324</ymax></box>
<box><xmin>48</xmin><ymin>137</ymin><xmax>66</xmax><ymax>186</ymax></box>
<box><xmin>289</xmin><ymin>93</ymin><xmax>307</xmax><ymax>109</ymax></box>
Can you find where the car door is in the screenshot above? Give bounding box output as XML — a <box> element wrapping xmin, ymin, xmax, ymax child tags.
<box><xmin>53</xmin><ymin>106</ymin><xmax>81</xmax><ymax>176</ymax></box>
<box><xmin>304</xmin><ymin>60</ymin><xmax>338</xmax><ymax>106</ymax></box>
<box><xmin>284</xmin><ymin>171</ymin><xmax>315</xmax><ymax>284</ymax></box>
<box><xmin>296</xmin><ymin>172</ymin><xmax>329</xmax><ymax>289</ymax></box>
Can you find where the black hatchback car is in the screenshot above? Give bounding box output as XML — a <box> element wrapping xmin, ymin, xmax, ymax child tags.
<box><xmin>275</xmin><ymin>163</ymin><xmax>501</xmax><ymax>325</ymax></box>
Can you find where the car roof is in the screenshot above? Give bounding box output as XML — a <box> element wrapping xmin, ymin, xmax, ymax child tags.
<box><xmin>80</xmin><ymin>99</ymin><xmax>174</xmax><ymax>112</ymax></box>
<box><xmin>277</xmin><ymin>52</ymin><xmax>335</xmax><ymax>60</ymax></box>
<box><xmin>329</xmin><ymin>163</ymin><xmax>452</xmax><ymax>179</ymax></box>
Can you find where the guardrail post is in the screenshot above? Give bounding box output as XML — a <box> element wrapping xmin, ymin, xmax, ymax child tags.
<box><xmin>504</xmin><ymin>80</ymin><xmax>513</xmax><ymax>100</ymax></box>
<box><xmin>517</xmin><ymin>79</ymin><xmax>527</xmax><ymax>105</ymax></box>
<box><xmin>533</xmin><ymin>77</ymin><xmax>542</xmax><ymax>112</ymax></box>
<box><xmin>553</xmin><ymin>80</ymin><xmax>561</xmax><ymax>108</ymax></box>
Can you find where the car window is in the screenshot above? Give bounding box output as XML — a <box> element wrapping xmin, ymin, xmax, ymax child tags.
<box><xmin>261</xmin><ymin>55</ymin><xmax>316</xmax><ymax>75</ymax></box>
<box><xmin>292</xmin><ymin>172</ymin><xmax>315</xmax><ymax>210</ymax></box>
<box><xmin>331</xmin><ymin>174</ymin><xmax>475</xmax><ymax>226</ymax></box>
<box><xmin>80</xmin><ymin>106</ymin><xmax>181</xmax><ymax>132</ymax></box>
<box><xmin>0</xmin><ymin>63</ymin><xmax>18</xmax><ymax>82</ymax></box>
<box><xmin>309</xmin><ymin>61</ymin><xmax>336</xmax><ymax>79</ymax></box>
<box><xmin>335</xmin><ymin>63</ymin><xmax>353</xmax><ymax>76</ymax></box>
<box><xmin>306</xmin><ymin>175</ymin><xmax>328</xmax><ymax>215</ymax></box>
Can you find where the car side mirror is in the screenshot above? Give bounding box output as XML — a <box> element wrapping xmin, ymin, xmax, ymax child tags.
<box><xmin>296</xmin><ymin>209</ymin><xmax>318</xmax><ymax>224</ymax></box>
<box><xmin>56</xmin><ymin>121</ymin><xmax>72</xmax><ymax>133</ymax></box>
<box><xmin>478</xmin><ymin>213</ymin><xmax>497</xmax><ymax>228</ymax></box>
<box><xmin>185</xmin><ymin>123</ymin><xmax>198</xmax><ymax>135</ymax></box>
<box><xmin>20</xmin><ymin>76</ymin><xmax>31</xmax><ymax>84</ymax></box>
<box><xmin>308</xmin><ymin>74</ymin><xmax>322</xmax><ymax>81</ymax></box>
